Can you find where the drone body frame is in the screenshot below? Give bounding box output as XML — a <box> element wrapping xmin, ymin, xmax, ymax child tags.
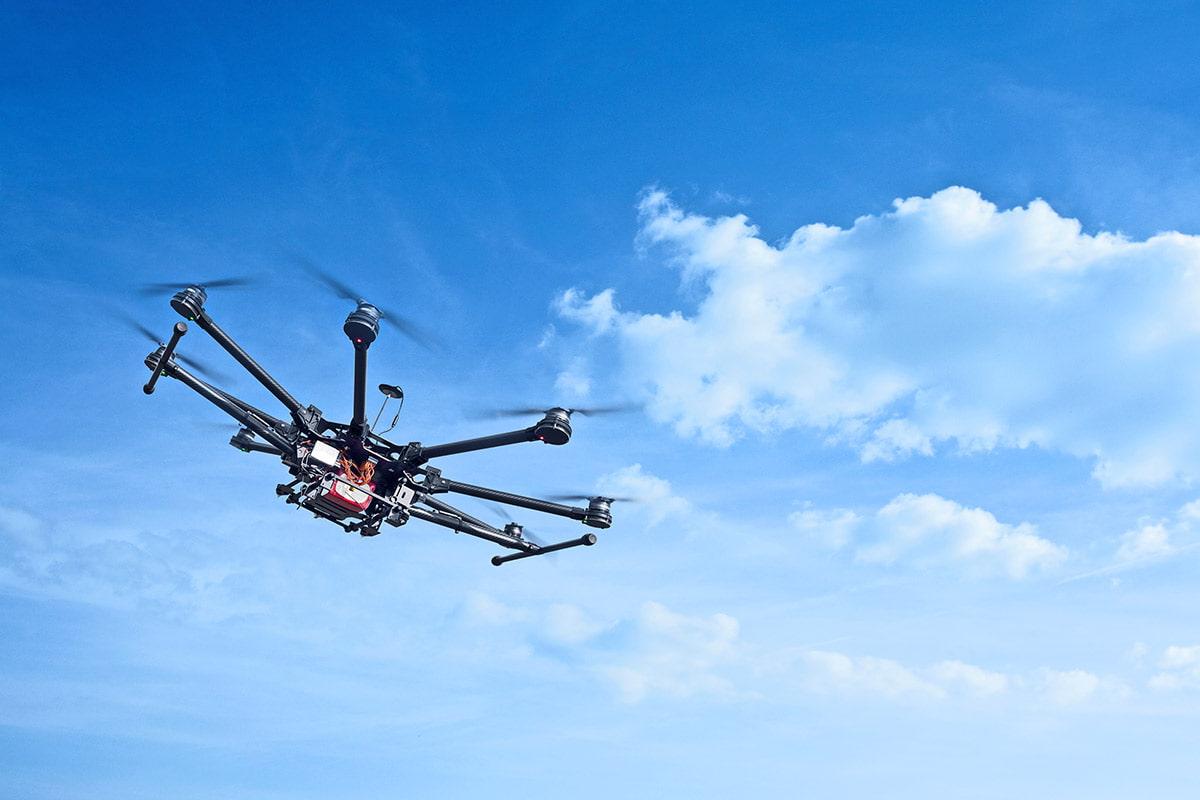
<box><xmin>141</xmin><ymin>284</ymin><xmax>612</xmax><ymax>566</ymax></box>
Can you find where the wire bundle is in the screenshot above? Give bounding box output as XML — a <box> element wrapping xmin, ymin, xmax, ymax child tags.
<box><xmin>338</xmin><ymin>456</ymin><xmax>375</xmax><ymax>486</ymax></box>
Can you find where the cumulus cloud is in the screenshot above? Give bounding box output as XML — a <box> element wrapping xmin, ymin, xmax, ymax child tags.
<box><xmin>554</xmin><ymin>356</ymin><xmax>593</xmax><ymax>398</ymax></box>
<box><xmin>1116</xmin><ymin>524</ymin><xmax>1174</xmax><ymax>563</ymax></box>
<box><xmin>600</xmin><ymin>601</ymin><xmax>742</xmax><ymax>704</ymax></box>
<box><xmin>1040</xmin><ymin>669</ymin><xmax>1102</xmax><ymax>705</ymax></box>
<box><xmin>558</xmin><ymin>187</ymin><xmax>1200</xmax><ymax>486</ymax></box>
<box><xmin>801</xmin><ymin>651</ymin><xmax>945</xmax><ymax>700</ymax></box>
<box><xmin>1149</xmin><ymin>644</ymin><xmax>1200</xmax><ymax>690</ymax></box>
<box><xmin>1038</xmin><ymin>669</ymin><xmax>1132</xmax><ymax>705</ymax></box>
<box><xmin>596</xmin><ymin>464</ymin><xmax>693</xmax><ymax>527</ymax></box>
<box><xmin>1111</xmin><ymin>498</ymin><xmax>1200</xmax><ymax>568</ymax></box>
<box><xmin>789</xmin><ymin>505</ymin><xmax>861</xmax><ymax>549</ymax></box>
<box><xmin>930</xmin><ymin>660</ymin><xmax>1010</xmax><ymax>696</ymax></box>
<box><xmin>557</xmin><ymin>287</ymin><xmax>619</xmax><ymax>335</ymax></box>
<box><xmin>789</xmin><ymin>493</ymin><xmax>1067</xmax><ymax>578</ymax></box>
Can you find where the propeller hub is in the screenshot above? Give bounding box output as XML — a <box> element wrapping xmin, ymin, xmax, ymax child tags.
<box><xmin>533</xmin><ymin>408</ymin><xmax>573</xmax><ymax>445</ymax></box>
<box><xmin>583</xmin><ymin>497</ymin><xmax>613</xmax><ymax>529</ymax></box>
<box><xmin>344</xmin><ymin>302</ymin><xmax>381</xmax><ymax>347</ymax></box>
<box><xmin>142</xmin><ymin>346</ymin><xmax>164</xmax><ymax>372</ymax></box>
<box><xmin>170</xmin><ymin>286</ymin><xmax>207</xmax><ymax>320</ymax></box>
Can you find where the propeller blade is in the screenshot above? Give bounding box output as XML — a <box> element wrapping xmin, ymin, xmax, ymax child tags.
<box><xmin>297</xmin><ymin>255</ymin><xmax>444</xmax><ymax>351</ymax></box>
<box><xmin>137</xmin><ymin>277</ymin><xmax>255</xmax><ymax>295</ymax></box>
<box><xmin>295</xmin><ymin>255</ymin><xmax>362</xmax><ymax>302</ymax></box>
<box><xmin>374</xmin><ymin>303</ymin><xmax>443</xmax><ymax>352</ymax></box>
<box><xmin>545</xmin><ymin>494</ymin><xmax>641</xmax><ymax>503</ymax></box>
<box><xmin>523</xmin><ymin>529</ymin><xmax>549</xmax><ymax>548</ymax></box>
<box><xmin>568</xmin><ymin>403</ymin><xmax>641</xmax><ymax>417</ymax></box>
<box><xmin>471</xmin><ymin>407</ymin><xmax>556</xmax><ymax>420</ymax></box>
<box><xmin>193</xmin><ymin>421</ymin><xmax>241</xmax><ymax>431</ymax></box>
<box><xmin>200</xmin><ymin>277</ymin><xmax>254</xmax><ymax>289</ymax></box>
<box><xmin>471</xmin><ymin>403</ymin><xmax>638</xmax><ymax>420</ymax></box>
<box><xmin>479</xmin><ymin>500</ymin><xmax>513</xmax><ymax>522</ymax></box>
<box><xmin>475</xmin><ymin>501</ymin><xmax>548</xmax><ymax>547</ymax></box>
<box><xmin>174</xmin><ymin>353</ymin><xmax>235</xmax><ymax>384</ymax></box>
<box><xmin>126</xmin><ymin>319</ymin><xmax>161</xmax><ymax>344</ymax></box>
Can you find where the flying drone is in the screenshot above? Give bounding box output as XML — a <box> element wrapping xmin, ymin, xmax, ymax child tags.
<box><xmin>135</xmin><ymin>271</ymin><xmax>630</xmax><ymax>566</ymax></box>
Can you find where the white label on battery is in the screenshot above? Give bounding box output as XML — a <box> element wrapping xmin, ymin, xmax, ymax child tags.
<box><xmin>311</xmin><ymin>441</ymin><xmax>340</xmax><ymax>468</ymax></box>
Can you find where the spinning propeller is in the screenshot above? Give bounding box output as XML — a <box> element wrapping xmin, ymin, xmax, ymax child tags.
<box><xmin>473</xmin><ymin>403</ymin><xmax>639</xmax><ymax>420</ymax></box>
<box><xmin>478</xmin><ymin>500</ymin><xmax>549</xmax><ymax>546</ymax></box>
<box><xmin>296</xmin><ymin>256</ymin><xmax>442</xmax><ymax>351</ymax></box>
<box><xmin>137</xmin><ymin>276</ymin><xmax>256</xmax><ymax>296</ymax></box>
<box><xmin>545</xmin><ymin>493</ymin><xmax>642</xmax><ymax>503</ymax></box>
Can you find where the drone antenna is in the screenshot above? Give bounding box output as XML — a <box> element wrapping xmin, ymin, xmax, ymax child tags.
<box><xmin>372</xmin><ymin>383</ymin><xmax>404</xmax><ymax>434</ymax></box>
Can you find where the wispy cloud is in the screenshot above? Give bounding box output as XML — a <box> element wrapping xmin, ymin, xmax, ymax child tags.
<box><xmin>1150</xmin><ymin>644</ymin><xmax>1200</xmax><ymax>690</ymax></box>
<box><xmin>1059</xmin><ymin>498</ymin><xmax>1200</xmax><ymax>583</ymax></box>
<box><xmin>460</xmin><ymin>594</ymin><xmax>1137</xmax><ymax>709</ymax></box>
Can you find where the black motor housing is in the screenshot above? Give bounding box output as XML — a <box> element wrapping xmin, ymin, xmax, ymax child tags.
<box><xmin>533</xmin><ymin>408</ymin><xmax>573</xmax><ymax>445</ymax></box>
<box><xmin>344</xmin><ymin>302</ymin><xmax>382</xmax><ymax>346</ymax></box>
<box><xmin>171</xmin><ymin>286</ymin><xmax>208</xmax><ymax>320</ymax></box>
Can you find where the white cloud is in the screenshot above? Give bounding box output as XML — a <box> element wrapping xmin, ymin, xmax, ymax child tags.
<box><xmin>554</xmin><ymin>356</ymin><xmax>592</xmax><ymax>398</ymax></box>
<box><xmin>1160</xmin><ymin>645</ymin><xmax>1200</xmax><ymax>670</ymax></box>
<box><xmin>1116</xmin><ymin>523</ymin><xmax>1174</xmax><ymax>563</ymax></box>
<box><xmin>451</xmin><ymin>596</ymin><xmax>1139</xmax><ymax>710</ymax></box>
<box><xmin>596</xmin><ymin>464</ymin><xmax>692</xmax><ymax>527</ymax></box>
<box><xmin>1038</xmin><ymin>669</ymin><xmax>1129</xmax><ymax>706</ymax></box>
<box><xmin>801</xmin><ymin>651</ymin><xmax>945</xmax><ymax>700</ymax></box>
<box><xmin>544</xmin><ymin>603</ymin><xmax>608</xmax><ymax>646</ymax></box>
<box><xmin>557</xmin><ymin>287</ymin><xmax>618</xmax><ymax>335</ymax></box>
<box><xmin>1059</xmin><ymin>499</ymin><xmax>1200</xmax><ymax>583</ymax></box>
<box><xmin>1040</xmin><ymin>669</ymin><xmax>1104</xmax><ymax>705</ymax></box>
<box><xmin>789</xmin><ymin>493</ymin><xmax>1067</xmax><ymax>579</ymax></box>
<box><xmin>1111</xmin><ymin>498</ymin><xmax>1200</xmax><ymax>568</ymax></box>
<box><xmin>931</xmin><ymin>660</ymin><xmax>1010</xmax><ymax>696</ymax></box>
<box><xmin>788</xmin><ymin>505</ymin><xmax>861</xmax><ymax>549</ymax></box>
<box><xmin>600</xmin><ymin>601</ymin><xmax>742</xmax><ymax>704</ymax></box>
<box><xmin>560</xmin><ymin>187</ymin><xmax>1200</xmax><ymax>486</ymax></box>
<box><xmin>462</xmin><ymin>592</ymin><xmax>529</xmax><ymax>626</ymax></box>
<box><xmin>795</xmin><ymin>653</ymin><xmax>1133</xmax><ymax>707</ymax></box>
<box><xmin>860</xmin><ymin>418</ymin><xmax>935</xmax><ymax>463</ymax></box>
<box><xmin>1149</xmin><ymin>644</ymin><xmax>1200</xmax><ymax>690</ymax></box>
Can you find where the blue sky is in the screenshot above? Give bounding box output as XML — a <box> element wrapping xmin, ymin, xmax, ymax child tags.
<box><xmin>4</xmin><ymin>2</ymin><xmax>1200</xmax><ymax>797</ymax></box>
